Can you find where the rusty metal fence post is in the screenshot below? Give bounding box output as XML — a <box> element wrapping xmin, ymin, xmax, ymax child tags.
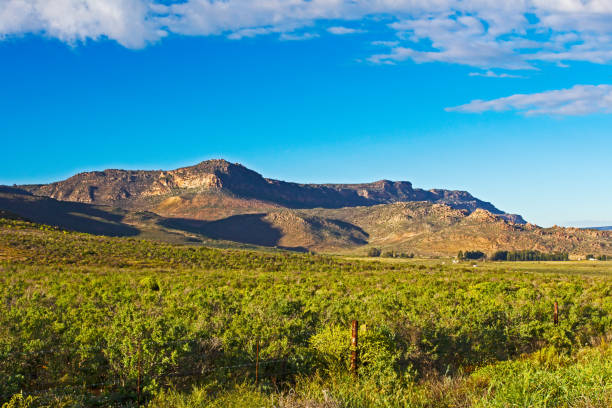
<box><xmin>350</xmin><ymin>320</ymin><xmax>358</xmax><ymax>377</ymax></box>
<box><xmin>255</xmin><ymin>338</ymin><xmax>260</xmax><ymax>384</ymax></box>
<box><xmin>137</xmin><ymin>339</ymin><xmax>142</xmax><ymax>405</ymax></box>
<box><xmin>554</xmin><ymin>301</ymin><xmax>559</xmax><ymax>325</ymax></box>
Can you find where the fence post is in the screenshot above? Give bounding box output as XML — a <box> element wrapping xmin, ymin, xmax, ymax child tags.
<box><xmin>553</xmin><ymin>301</ymin><xmax>559</xmax><ymax>325</ymax></box>
<box><xmin>255</xmin><ymin>338</ymin><xmax>260</xmax><ymax>384</ymax></box>
<box><xmin>350</xmin><ymin>320</ymin><xmax>359</xmax><ymax>378</ymax></box>
<box><xmin>137</xmin><ymin>339</ymin><xmax>142</xmax><ymax>405</ymax></box>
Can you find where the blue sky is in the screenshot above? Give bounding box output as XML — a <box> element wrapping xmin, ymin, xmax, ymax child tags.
<box><xmin>1</xmin><ymin>0</ymin><xmax>611</xmax><ymax>227</ymax></box>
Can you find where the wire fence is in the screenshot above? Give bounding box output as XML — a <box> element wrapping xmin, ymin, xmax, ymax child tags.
<box><xmin>3</xmin><ymin>307</ymin><xmax>563</xmax><ymax>405</ymax></box>
<box><xmin>2</xmin><ymin>338</ymin><xmax>305</xmax><ymax>405</ymax></box>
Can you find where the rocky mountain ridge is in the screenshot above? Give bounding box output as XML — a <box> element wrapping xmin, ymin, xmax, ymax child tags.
<box><xmin>2</xmin><ymin>183</ymin><xmax>611</xmax><ymax>256</ymax></box>
<box><xmin>21</xmin><ymin>159</ymin><xmax>525</xmax><ymax>223</ymax></box>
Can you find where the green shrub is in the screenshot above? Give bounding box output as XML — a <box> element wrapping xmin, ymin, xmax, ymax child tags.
<box><xmin>2</xmin><ymin>393</ymin><xmax>35</xmax><ymax>408</ymax></box>
<box><xmin>367</xmin><ymin>247</ymin><xmax>381</xmax><ymax>257</ymax></box>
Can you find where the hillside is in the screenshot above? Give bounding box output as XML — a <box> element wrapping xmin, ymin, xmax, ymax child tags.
<box><xmin>0</xmin><ymin>186</ymin><xmax>259</xmax><ymax>249</ymax></box>
<box><xmin>302</xmin><ymin>203</ymin><xmax>612</xmax><ymax>256</ymax></box>
<box><xmin>3</xmin><ymin>185</ymin><xmax>612</xmax><ymax>257</ymax></box>
<box><xmin>5</xmin><ymin>159</ymin><xmax>612</xmax><ymax>257</ymax></box>
<box><xmin>20</xmin><ymin>159</ymin><xmax>524</xmax><ymax>222</ymax></box>
<box><xmin>0</xmin><ymin>186</ymin><xmax>364</xmax><ymax>251</ymax></box>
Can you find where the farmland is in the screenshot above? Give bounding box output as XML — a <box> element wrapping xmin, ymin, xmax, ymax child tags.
<box><xmin>1</xmin><ymin>216</ymin><xmax>611</xmax><ymax>407</ymax></box>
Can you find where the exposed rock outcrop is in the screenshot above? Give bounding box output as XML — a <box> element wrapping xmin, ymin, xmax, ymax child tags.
<box><xmin>21</xmin><ymin>159</ymin><xmax>525</xmax><ymax>223</ymax></box>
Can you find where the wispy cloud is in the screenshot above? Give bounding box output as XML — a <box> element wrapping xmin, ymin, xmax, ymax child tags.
<box><xmin>227</xmin><ymin>27</ymin><xmax>274</xmax><ymax>40</ymax></box>
<box><xmin>327</xmin><ymin>26</ymin><xmax>364</xmax><ymax>35</ymax></box>
<box><xmin>371</xmin><ymin>40</ymin><xmax>399</xmax><ymax>47</ymax></box>
<box><xmin>279</xmin><ymin>32</ymin><xmax>319</xmax><ymax>41</ymax></box>
<box><xmin>446</xmin><ymin>84</ymin><xmax>612</xmax><ymax>116</ymax></box>
<box><xmin>5</xmin><ymin>0</ymin><xmax>612</xmax><ymax>70</ymax></box>
<box><xmin>468</xmin><ymin>71</ymin><xmax>524</xmax><ymax>78</ymax></box>
<box><xmin>369</xmin><ymin>15</ymin><xmax>533</xmax><ymax>70</ymax></box>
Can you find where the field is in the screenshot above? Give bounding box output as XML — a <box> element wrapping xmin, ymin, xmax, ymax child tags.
<box><xmin>1</xmin><ymin>216</ymin><xmax>612</xmax><ymax>407</ymax></box>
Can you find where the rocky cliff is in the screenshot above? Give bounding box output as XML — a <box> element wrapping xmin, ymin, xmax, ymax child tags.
<box><xmin>21</xmin><ymin>159</ymin><xmax>525</xmax><ymax>223</ymax></box>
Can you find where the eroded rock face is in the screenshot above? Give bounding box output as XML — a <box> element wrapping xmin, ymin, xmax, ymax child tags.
<box><xmin>20</xmin><ymin>159</ymin><xmax>525</xmax><ymax>223</ymax></box>
<box><xmin>22</xmin><ymin>161</ymin><xmax>229</xmax><ymax>204</ymax></box>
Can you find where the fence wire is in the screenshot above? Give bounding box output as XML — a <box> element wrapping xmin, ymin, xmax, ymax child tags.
<box><xmin>4</xmin><ymin>344</ymin><xmax>303</xmax><ymax>403</ymax></box>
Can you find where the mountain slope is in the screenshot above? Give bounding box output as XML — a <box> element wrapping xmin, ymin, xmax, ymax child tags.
<box><xmin>9</xmin><ymin>159</ymin><xmax>612</xmax><ymax>257</ymax></box>
<box><xmin>0</xmin><ymin>186</ymin><xmax>365</xmax><ymax>251</ymax></box>
<box><xmin>301</xmin><ymin>203</ymin><xmax>612</xmax><ymax>256</ymax></box>
<box><xmin>20</xmin><ymin>159</ymin><xmax>525</xmax><ymax>223</ymax></box>
<box><xmin>0</xmin><ymin>186</ymin><xmax>242</xmax><ymax>246</ymax></box>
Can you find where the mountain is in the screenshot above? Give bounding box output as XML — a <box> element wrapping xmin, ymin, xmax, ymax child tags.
<box><xmin>0</xmin><ymin>186</ymin><xmax>364</xmax><ymax>252</ymax></box>
<box><xmin>6</xmin><ymin>159</ymin><xmax>612</xmax><ymax>256</ymax></box>
<box><xmin>300</xmin><ymin>204</ymin><xmax>612</xmax><ymax>256</ymax></box>
<box><xmin>20</xmin><ymin>159</ymin><xmax>525</xmax><ymax>223</ymax></box>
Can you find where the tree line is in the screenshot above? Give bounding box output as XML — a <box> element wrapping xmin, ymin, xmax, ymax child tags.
<box><xmin>457</xmin><ymin>250</ymin><xmax>570</xmax><ymax>261</ymax></box>
<box><xmin>490</xmin><ymin>250</ymin><xmax>569</xmax><ymax>261</ymax></box>
<box><xmin>367</xmin><ymin>248</ymin><xmax>414</xmax><ymax>258</ymax></box>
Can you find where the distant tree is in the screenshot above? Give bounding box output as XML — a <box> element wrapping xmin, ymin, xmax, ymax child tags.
<box><xmin>382</xmin><ymin>251</ymin><xmax>395</xmax><ymax>258</ymax></box>
<box><xmin>586</xmin><ymin>254</ymin><xmax>595</xmax><ymax>260</ymax></box>
<box><xmin>457</xmin><ymin>250</ymin><xmax>464</xmax><ymax>260</ymax></box>
<box><xmin>491</xmin><ymin>251</ymin><xmax>509</xmax><ymax>261</ymax></box>
<box><xmin>464</xmin><ymin>250</ymin><xmax>485</xmax><ymax>260</ymax></box>
<box><xmin>491</xmin><ymin>250</ymin><xmax>569</xmax><ymax>262</ymax></box>
<box><xmin>367</xmin><ymin>247</ymin><xmax>381</xmax><ymax>257</ymax></box>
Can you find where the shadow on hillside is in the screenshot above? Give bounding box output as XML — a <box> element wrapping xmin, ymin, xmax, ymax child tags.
<box><xmin>328</xmin><ymin>218</ymin><xmax>370</xmax><ymax>244</ymax></box>
<box><xmin>0</xmin><ymin>186</ymin><xmax>140</xmax><ymax>237</ymax></box>
<box><xmin>160</xmin><ymin>214</ymin><xmax>310</xmax><ymax>251</ymax></box>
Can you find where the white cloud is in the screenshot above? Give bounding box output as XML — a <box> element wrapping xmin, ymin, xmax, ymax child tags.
<box><xmin>446</xmin><ymin>84</ymin><xmax>612</xmax><ymax>116</ymax></box>
<box><xmin>227</xmin><ymin>27</ymin><xmax>274</xmax><ymax>40</ymax></box>
<box><xmin>371</xmin><ymin>40</ymin><xmax>399</xmax><ymax>47</ymax></box>
<box><xmin>0</xmin><ymin>0</ymin><xmax>163</xmax><ymax>48</ymax></box>
<box><xmin>327</xmin><ymin>26</ymin><xmax>364</xmax><ymax>35</ymax></box>
<box><xmin>279</xmin><ymin>32</ymin><xmax>319</xmax><ymax>41</ymax></box>
<box><xmin>469</xmin><ymin>70</ymin><xmax>524</xmax><ymax>78</ymax></box>
<box><xmin>4</xmin><ymin>0</ymin><xmax>612</xmax><ymax>69</ymax></box>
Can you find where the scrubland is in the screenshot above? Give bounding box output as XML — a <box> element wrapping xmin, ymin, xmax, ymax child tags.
<box><xmin>1</xmin><ymin>217</ymin><xmax>611</xmax><ymax>407</ymax></box>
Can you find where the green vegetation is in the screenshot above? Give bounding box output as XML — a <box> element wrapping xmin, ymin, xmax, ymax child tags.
<box><xmin>458</xmin><ymin>250</ymin><xmax>486</xmax><ymax>260</ymax></box>
<box><xmin>381</xmin><ymin>250</ymin><xmax>414</xmax><ymax>258</ymax></box>
<box><xmin>1</xmin><ymin>217</ymin><xmax>612</xmax><ymax>407</ymax></box>
<box><xmin>368</xmin><ymin>248</ymin><xmax>414</xmax><ymax>258</ymax></box>
<box><xmin>490</xmin><ymin>250</ymin><xmax>570</xmax><ymax>262</ymax></box>
<box><xmin>367</xmin><ymin>247</ymin><xmax>381</xmax><ymax>257</ymax></box>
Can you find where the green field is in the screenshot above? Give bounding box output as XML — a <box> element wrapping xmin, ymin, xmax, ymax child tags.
<box><xmin>1</xmin><ymin>217</ymin><xmax>611</xmax><ymax>407</ymax></box>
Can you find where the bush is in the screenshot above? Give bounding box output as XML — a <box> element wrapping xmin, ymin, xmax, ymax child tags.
<box><xmin>310</xmin><ymin>324</ymin><xmax>407</xmax><ymax>388</ymax></box>
<box><xmin>463</xmin><ymin>250</ymin><xmax>486</xmax><ymax>260</ymax></box>
<box><xmin>2</xmin><ymin>393</ymin><xmax>35</xmax><ymax>408</ymax></box>
<box><xmin>367</xmin><ymin>248</ymin><xmax>381</xmax><ymax>257</ymax></box>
